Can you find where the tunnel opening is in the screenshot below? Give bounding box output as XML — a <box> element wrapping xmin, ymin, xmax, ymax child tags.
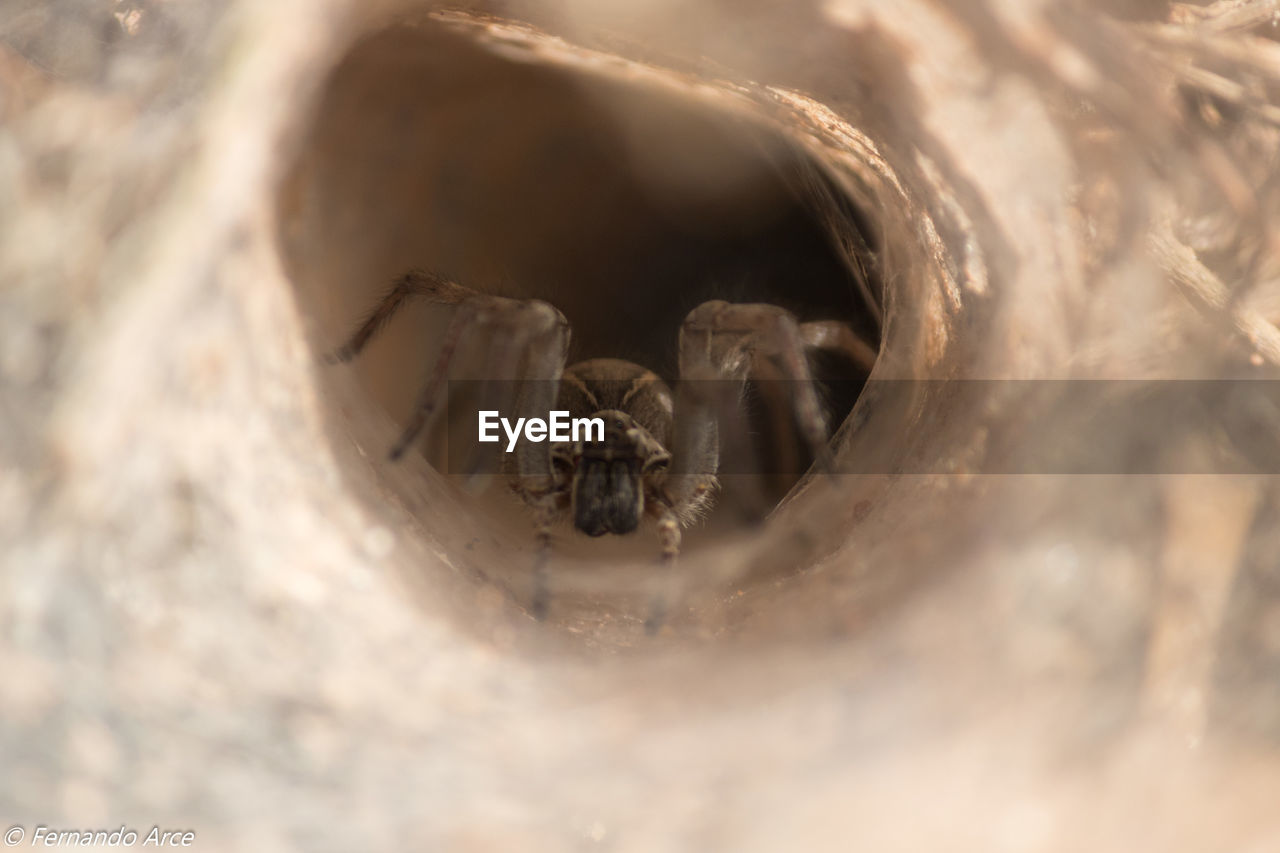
<box><xmin>277</xmin><ymin>14</ymin><xmax>900</xmax><ymax>638</ymax></box>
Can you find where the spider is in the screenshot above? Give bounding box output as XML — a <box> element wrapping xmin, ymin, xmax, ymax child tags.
<box><xmin>332</xmin><ymin>269</ymin><xmax>877</xmax><ymax>618</ymax></box>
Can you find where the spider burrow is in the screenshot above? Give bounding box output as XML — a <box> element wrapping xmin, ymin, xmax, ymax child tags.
<box><xmin>331</xmin><ymin>269</ymin><xmax>877</xmax><ymax>618</ymax></box>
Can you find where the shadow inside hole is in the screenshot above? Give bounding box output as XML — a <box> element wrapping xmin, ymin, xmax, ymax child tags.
<box><xmin>278</xmin><ymin>20</ymin><xmax>881</xmax><ymax>591</ymax></box>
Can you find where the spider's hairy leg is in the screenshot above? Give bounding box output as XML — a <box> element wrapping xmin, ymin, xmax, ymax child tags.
<box><xmin>510</xmin><ymin>303</ymin><xmax>571</xmax><ymax>494</ymax></box>
<box><xmin>798</xmin><ymin>320</ymin><xmax>879</xmax><ymax>374</ymax></box>
<box><xmin>334</xmin><ymin>271</ymin><xmax>574</xmax><ymax>621</ymax></box>
<box><xmin>642</xmin><ymin>508</ymin><xmax>681</xmax><ymax>635</ymax></box>
<box><xmin>667</xmin><ymin>305</ymin><xmax>767</xmax><ymax>519</ymax></box>
<box><xmin>499</xmin><ymin>306</ymin><xmax>571</xmax><ymax>622</ymax></box>
<box><xmin>667</xmin><ymin>349</ymin><xmax>727</xmax><ymax>515</ymax></box>
<box><xmin>342</xmin><ymin>278</ymin><xmax>568</xmax><ymax>465</ymax></box>
<box><xmin>324</xmin><ymin>268</ymin><xmax>483</xmax><ymax>461</ymax></box>
<box><xmin>457</xmin><ymin>299</ymin><xmax>569</xmax><ymax>479</ymax></box>
<box><xmin>676</xmin><ymin>300</ymin><xmax>837</xmax><ymax>487</ymax></box>
<box><xmin>389</xmin><ymin>300</ymin><xmax>478</xmax><ymax>461</ymax></box>
<box><xmin>328</xmin><ymin>269</ymin><xmax>472</xmax><ymax>364</ymax></box>
<box><xmin>528</xmin><ymin>496</ymin><xmax>557</xmax><ymax>621</ymax></box>
<box><xmin>656</xmin><ymin>509</ymin><xmax>681</xmax><ymax>560</ymax></box>
<box><xmin>671</xmin><ymin>352</ymin><xmax>770</xmax><ymax>521</ymax></box>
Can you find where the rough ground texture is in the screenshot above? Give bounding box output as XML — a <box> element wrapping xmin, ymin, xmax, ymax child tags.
<box><xmin>4</xmin><ymin>0</ymin><xmax>1280</xmax><ymax>850</ymax></box>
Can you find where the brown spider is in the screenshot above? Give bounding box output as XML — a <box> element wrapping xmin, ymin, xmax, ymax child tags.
<box><xmin>332</xmin><ymin>270</ymin><xmax>876</xmax><ymax>618</ymax></box>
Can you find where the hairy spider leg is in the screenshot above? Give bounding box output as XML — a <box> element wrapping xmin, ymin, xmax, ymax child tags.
<box><xmin>672</xmin><ymin>300</ymin><xmax>842</xmax><ymax>527</ymax></box>
<box><xmin>798</xmin><ymin>320</ymin><xmax>878</xmax><ymax>374</ymax></box>
<box><xmin>329</xmin><ymin>269</ymin><xmax>472</xmax><ymax>364</ymax></box>
<box><xmin>333</xmin><ymin>270</ymin><xmax>575</xmax><ymax>621</ymax></box>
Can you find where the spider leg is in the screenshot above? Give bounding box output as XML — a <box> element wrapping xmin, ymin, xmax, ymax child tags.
<box><xmin>639</xmin><ymin>504</ymin><xmax>681</xmax><ymax>635</ymax></box>
<box><xmin>388</xmin><ymin>297</ymin><xmax>555</xmax><ymax>465</ymax></box>
<box><xmin>798</xmin><ymin>319</ymin><xmax>878</xmax><ymax>374</ymax></box>
<box><xmin>326</xmin><ymin>269</ymin><xmax>488</xmax><ymax>460</ymax></box>
<box><xmin>467</xmin><ymin>300</ymin><xmax>568</xmax><ymax>621</ymax></box>
<box><xmin>328</xmin><ymin>269</ymin><xmax>472</xmax><ymax>364</ymax></box>
<box><xmin>335</xmin><ymin>270</ymin><xmax>573</xmax><ymax>622</ymax></box>
<box><xmin>464</xmin><ymin>302</ymin><xmax>568</xmax><ymax>622</ymax></box>
<box><xmin>529</xmin><ymin>498</ymin><xmax>557</xmax><ymax>621</ymax></box>
<box><xmin>511</xmin><ymin>303</ymin><xmax>572</xmax><ymax>496</ymax></box>
<box><xmin>459</xmin><ymin>299</ymin><xmax>569</xmax><ymax>480</ymax></box>
<box><xmin>674</xmin><ymin>300</ymin><xmax>837</xmax><ymax>491</ymax></box>
<box><xmin>655</xmin><ymin>509</ymin><xmax>681</xmax><ymax>560</ymax></box>
<box><xmin>389</xmin><ymin>300</ymin><xmax>479</xmax><ymax>461</ymax></box>
<box><xmin>330</xmin><ymin>270</ymin><xmax>569</xmax><ymax>467</ymax></box>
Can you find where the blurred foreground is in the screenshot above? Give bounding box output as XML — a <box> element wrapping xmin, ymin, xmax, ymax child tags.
<box><xmin>3</xmin><ymin>0</ymin><xmax>1280</xmax><ymax>850</ymax></box>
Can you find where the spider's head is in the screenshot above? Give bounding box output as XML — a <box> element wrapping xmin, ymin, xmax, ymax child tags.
<box><xmin>559</xmin><ymin>409</ymin><xmax>670</xmax><ymax>537</ymax></box>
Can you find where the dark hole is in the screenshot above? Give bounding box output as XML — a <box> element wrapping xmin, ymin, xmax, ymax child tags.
<box><xmin>279</xmin><ymin>19</ymin><xmax>880</xmax><ymax>548</ymax></box>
